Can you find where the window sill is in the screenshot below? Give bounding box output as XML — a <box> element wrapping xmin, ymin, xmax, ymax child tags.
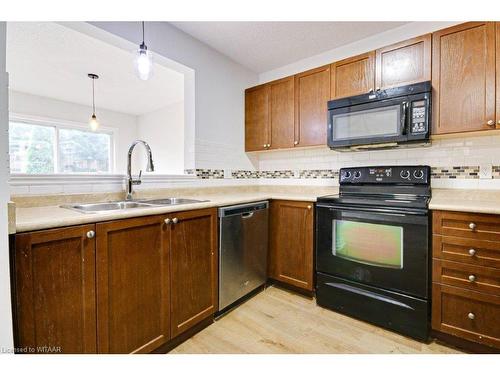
<box><xmin>9</xmin><ymin>173</ymin><xmax>197</xmax><ymax>186</ymax></box>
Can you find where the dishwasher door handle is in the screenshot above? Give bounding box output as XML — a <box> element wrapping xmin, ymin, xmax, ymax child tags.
<box><xmin>241</xmin><ymin>212</ymin><xmax>254</xmax><ymax>219</ymax></box>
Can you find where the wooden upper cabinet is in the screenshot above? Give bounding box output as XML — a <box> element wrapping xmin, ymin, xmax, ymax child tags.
<box><xmin>432</xmin><ymin>22</ymin><xmax>496</xmax><ymax>135</ymax></box>
<box><xmin>294</xmin><ymin>65</ymin><xmax>330</xmax><ymax>147</ymax></box>
<box><xmin>330</xmin><ymin>51</ymin><xmax>375</xmax><ymax>99</ymax></box>
<box><xmin>245</xmin><ymin>84</ymin><xmax>269</xmax><ymax>151</ymax></box>
<box><xmin>15</xmin><ymin>225</ymin><xmax>97</xmax><ymax>354</ymax></box>
<box><xmin>269</xmin><ymin>200</ymin><xmax>314</xmax><ymax>291</ymax></box>
<box><xmin>269</xmin><ymin>76</ymin><xmax>295</xmax><ymax>149</ymax></box>
<box><xmin>497</xmin><ymin>22</ymin><xmax>500</xmax><ymax>129</ymax></box>
<box><xmin>170</xmin><ymin>208</ymin><xmax>217</xmax><ymax>338</ymax></box>
<box><xmin>375</xmin><ymin>34</ymin><xmax>431</xmax><ymax>90</ymax></box>
<box><xmin>96</xmin><ymin>215</ymin><xmax>170</xmax><ymax>353</ymax></box>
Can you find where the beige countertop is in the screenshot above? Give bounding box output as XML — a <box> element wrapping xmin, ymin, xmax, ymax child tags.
<box><xmin>13</xmin><ymin>186</ymin><xmax>336</xmax><ymax>233</ymax></box>
<box><xmin>12</xmin><ymin>186</ymin><xmax>500</xmax><ymax>234</ymax></box>
<box><xmin>428</xmin><ymin>189</ymin><xmax>500</xmax><ymax>215</ymax></box>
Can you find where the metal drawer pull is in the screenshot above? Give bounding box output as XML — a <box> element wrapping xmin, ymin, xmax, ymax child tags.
<box><xmin>164</xmin><ymin>218</ymin><xmax>171</xmax><ymax>224</ymax></box>
<box><xmin>487</xmin><ymin>120</ymin><xmax>495</xmax><ymax>127</ymax></box>
<box><xmin>468</xmin><ymin>248</ymin><xmax>476</xmax><ymax>256</ymax></box>
<box><xmin>172</xmin><ymin>217</ymin><xmax>179</xmax><ymax>224</ymax></box>
<box><xmin>468</xmin><ymin>312</ymin><xmax>475</xmax><ymax>320</ymax></box>
<box><xmin>468</xmin><ymin>275</ymin><xmax>476</xmax><ymax>282</ymax></box>
<box><xmin>86</xmin><ymin>230</ymin><xmax>95</xmax><ymax>239</ymax></box>
<box><xmin>469</xmin><ymin>222</ymin><xmax>477</xmax><ymax>230</ymax></box>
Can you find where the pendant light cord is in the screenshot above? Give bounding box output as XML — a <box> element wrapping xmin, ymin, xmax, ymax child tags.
<box><xmin>142</xmin><ymin>21</ymin><xmax>145</xmax><ymax>44</ymax></box>
<box><xmin>92</xmin><ymin>78</ymin><xmax>96</xmax><ymax>115</ymax></box>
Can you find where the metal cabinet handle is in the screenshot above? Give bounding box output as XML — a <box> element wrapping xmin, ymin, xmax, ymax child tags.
<box><xmin>86</xmin><ymin>230</ymin><xmax>95</xmax><ymax>239</ymax></box>
<box><xmin>468</xmin><ymin>275</ymin><xmax>476</xmax><ymax>282</ymax></box>
<box><xmin>307</xmin><ymin>205</ymin><xmax>312</xmax><ymax>210</ymax></box>
<box><xmin>469</xmin><ymin>222</ymin><xmax>477</xmax><ymax>230</ymax></box>
<box><xmin>172</xmin><ymin>217</ymin><xmax>179</xmax><ymax>224</ymax></box>
<box><xmin>294</xmin><ymin>141</ymin><xmax>299</xmax><ymax>145</ymax></box>
<box><xmin>468</xmin><ymin>312</ymin><xmax>475</xmax><ymax>320</ymax></box>
<box><xmin>497</xmin><ymin>120</ymin><xmax>500</xmax><ymax>125</ymax></box>
<box><xmin>487</xmin><ymin>120</ymin><xmax>495</xmax><ymax>127</ymax></box>
<box><xmin>263</xmin><ymin>144</ymin><xmax>267</xmax><ymax>148</ymax></box>
<box><xmin>468</xmin><ymin>248</ymin><xmax>476</xmax><ymax>256</ymax></box>
<box><xmin>164</xmin><ymin>218</ymin><xmax>171</xmax><ymax>225</ymax></box>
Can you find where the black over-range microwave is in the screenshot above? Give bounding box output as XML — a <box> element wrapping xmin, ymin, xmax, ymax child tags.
<box><xmin>327</xmin><ymin>81</ymin><xmax>431</xmax><ymax>151</ymax></box>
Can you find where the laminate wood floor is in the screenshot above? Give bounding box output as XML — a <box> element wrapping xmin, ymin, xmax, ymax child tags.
<box><xmin>171</xmin><ymin>286</ymin><xmax>462</xmax><ymax>354</ymax></box>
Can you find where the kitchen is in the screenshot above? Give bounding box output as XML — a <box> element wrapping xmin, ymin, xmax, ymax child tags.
<box><xmin>0</xmin><ymin>1</ymin><xmax>499</xmax><ymax>372</ymax></box>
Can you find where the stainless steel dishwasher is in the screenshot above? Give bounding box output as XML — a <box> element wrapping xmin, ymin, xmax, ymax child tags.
<box><xmin>218</xmin><ymin>201</ymin><xmax>269</xmax><ymax>313</ymax></box>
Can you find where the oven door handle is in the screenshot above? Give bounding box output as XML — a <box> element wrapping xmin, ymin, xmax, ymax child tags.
<box><xmin>316</xmin><ymin>204</ymin><xmax>427</xmax><ymax>216</ymax></box>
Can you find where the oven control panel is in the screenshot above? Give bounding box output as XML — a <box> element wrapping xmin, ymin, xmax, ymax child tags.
<box><xmin>340</xmin><ymin>166</ymin><xmax>430</xmax><ymax>184</ymax></box>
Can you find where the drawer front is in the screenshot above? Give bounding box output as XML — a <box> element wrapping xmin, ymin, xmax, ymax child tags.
<box><xmin>433</xmin><ymin>210</ymin><xmax>500</xmax><ymax>241</ymax></box>
<box><xmin>432</xmin><ymin>283</ymin><xmax>500</xmax><ymax>349</ymax></box>
<box><xmin>433</xmin><ymin>259</ymin><xmax>500</xmax><ymax>295</ymax></box>
<box><xmin>433</xmin><ymin>235</ymin><xmax>500</xmax><ymax>268</ymax></box>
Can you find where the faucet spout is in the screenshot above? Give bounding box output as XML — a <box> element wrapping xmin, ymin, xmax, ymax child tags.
<box><xmin>126</xmin><ymin>140</ymin><xmax>155</xmax><ymax>200</ymax></box>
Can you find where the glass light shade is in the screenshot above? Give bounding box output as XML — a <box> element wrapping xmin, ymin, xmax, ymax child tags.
<box><xmin>89</xmin><ymin>114</ymin><xmax>99</xmax><ymax>132</ymax></box>
<box><xmin>134</xmin><ymin>47</ymin><xmax>153</xmax><ymax>81</ymax></box>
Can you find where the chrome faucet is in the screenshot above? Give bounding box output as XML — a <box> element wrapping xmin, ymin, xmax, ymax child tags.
<box><xmin>126</xmin><ymin>140</ymin><xmax>154</xmax><ymax>200</ymax></box>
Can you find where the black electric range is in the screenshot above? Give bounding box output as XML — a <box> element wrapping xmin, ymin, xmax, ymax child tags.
<box><xmin>315</xmin><ymin>165</ymin><xmax>431</xmax><ymax>341</ymax></box>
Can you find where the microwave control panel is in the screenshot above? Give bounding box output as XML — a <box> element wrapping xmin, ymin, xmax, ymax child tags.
<box><xmin>410</xmin><ymin>100</ymin><xmax>428</xmax><ymax>134</ymax></box>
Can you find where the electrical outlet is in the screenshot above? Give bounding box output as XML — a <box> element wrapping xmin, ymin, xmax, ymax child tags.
<box><xmin>479</xmin><ymin>164</ymin><xmax>493</xmax><ymax>179</ymax></box>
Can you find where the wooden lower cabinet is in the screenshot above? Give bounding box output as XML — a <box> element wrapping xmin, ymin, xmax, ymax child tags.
<box><xmin>169</xmin><ymin>208</ymin><xmax>218</xmax><ymax>338</ymax></box>
<box><xmin>13</xmin><ymin>208</ymin><xmax>218</xmax><ymax>354</ymax></box>
<box><xmin>14</xmin><ymin>225</ymin><xmax>97</xmax><ymax>354</ymax></box>
<box><xmin>96</xmin><ymin>215</ymin><xmax>170</xmax><ymax>353</ymax></box>
<box><xmin>269</xmin><ymin>200</ymin><xmax>314</xmax><ymax>291</ymax></box>
<box><xmin>432</xmin><ymin>210</ymin><xmax>500</xmax><ymax>350</ymax></box>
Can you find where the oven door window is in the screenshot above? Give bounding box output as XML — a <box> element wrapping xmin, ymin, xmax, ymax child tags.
<box><xmin>332</xmin><ymin>219</ymin><xmax>403</xmax><ymax>269</ymax></box>
<box><xmin>332</xmin><ymin>104</ymin><xmax>401</xmax><ymax>141</ymax></box>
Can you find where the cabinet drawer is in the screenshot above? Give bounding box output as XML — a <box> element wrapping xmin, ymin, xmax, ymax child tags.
<box><xmin>433</xmin><ymin>235</ymin><xmax>500</xmax><ymax>268</ymax></box>
<box><xmin>433</xmin><ymin>211</ymin><xmax>500</xmax><ymax>241</ymax></box>
<box><xmin>433</xmin><ymin>259</ymin><xmax>500</xmax><ymax>295</ymax></box>
<box><xmin>432</xmin><ymin>283</ymin><xmax>500</xmax><ymax>349</ymax></box>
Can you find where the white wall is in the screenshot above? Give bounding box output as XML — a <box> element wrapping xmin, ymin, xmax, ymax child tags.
<box><xmin>9</xmin><ymin>90</ymin><xmax>138</xmax><ymax>174</ymax></box>
<box><xmin>259</xmin><ymin>21</ymin><xmax>460</xmax><ymax>83</ymax></box>
<box><xmin>136</xmin><ymin>101</ymin><xmax>184</xmax><ymax>175</ymax></box>
<box><xmin>90</xmin><ymin>22</ymin><xmax>260</xmax><ymax>171</ymax></box>
<box><xmin>0</xmin><ymin>21</ymin><xmax>14</xmax><ymax>353</ymax></box>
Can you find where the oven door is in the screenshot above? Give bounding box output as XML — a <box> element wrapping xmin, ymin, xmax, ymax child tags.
<box><xmin>316</xmin><ymin>204</ymin><xmax>429</xmax><ymax>298</ymax></box>
<box><xmin>327</xmin><ymin>97</ymin><xmax>409</xmax><ymax>148</ymax></box>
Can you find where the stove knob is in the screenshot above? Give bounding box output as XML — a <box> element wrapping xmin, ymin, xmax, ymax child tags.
<box><xmin>342</xmin><ymin>171</ymin><xmax>351</xmax><ymax>179</ymax></box>
<box><xmin>353</xmin><ymin>171</ymin><xmax>362</xmax><ymax>179</ymax></box>
<box><xmin>400</xmin><ymin>170</ymin><xmax>411</xmax><ymax>180</ymax></box>
<box><xmin>413</xmin><ymin>169</ymin><xmax>424</xmax><ymax>179</ymax></box>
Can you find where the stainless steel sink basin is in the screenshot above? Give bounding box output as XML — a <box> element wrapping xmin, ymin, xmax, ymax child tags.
<box><xmin>61</xmin><ymin>201</ymin><xmax>154</xmax><ymax>213</ymax></box>
<box><xmin>139</xmin><ymin>198</ymin><xmax>207</xmax><ymax>205</ymax></box>
<box><xmin>61</xmin><ymin>197</ymin><xmax>208</xmax><ymax>213</ymax></box>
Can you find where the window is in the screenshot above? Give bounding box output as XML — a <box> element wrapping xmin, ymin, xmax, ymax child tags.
<box><xmin>9</xmin><ymin>119</ymin><xmax>114</xmax><ymax>174</ymax></box>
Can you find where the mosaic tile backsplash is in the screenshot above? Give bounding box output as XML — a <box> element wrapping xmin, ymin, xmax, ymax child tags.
<box><xmin>187</xmin><ymin>166</ymin><xmax>498</xmax><ymax>180</ymax></box>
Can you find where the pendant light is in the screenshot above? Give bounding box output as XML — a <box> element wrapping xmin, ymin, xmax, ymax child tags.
<box><xmin>134</xmin><ymin>21</ymin><xmax>153</xmax><ymax>80</ymax></box>
<box><xmin>88</xmin><ymin>73</ymin><xmax>99</xmax><ymax>131</ymax></box>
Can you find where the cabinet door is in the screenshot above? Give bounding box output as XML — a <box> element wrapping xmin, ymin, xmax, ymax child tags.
<box><xmin>330</xmin><ymin>51</ymin><xmax>375</xmax><ymax>99</ymax></box>
<box><xmin>497</xmin><ymin>22</ymin><xmax>500</xmax><ymax>129</ymax></box>
<box><xmin>269</xmin><ymin>200</ymin><xmax>314</xmax><ymax>291</ymax></box>
<box><xmin>170</xmin><ymin>208</ymin><xmax>217</xmax><ymax>338</ymax></box>
<box><xmin>15</xmin><ymin>225</ymin><xmax>97</xmax><ymax>353</ymax></box>
<box><xmin>245</xmin><ymin>84</ymin><xmax>270</xmax><ymax>151</ymax></box>
<box><xmin>375</xmin><ymin>34</ymin><xmax>431</xmax><ymax>90</ymax></box>
<box><xmin>96</xmin><ymin>215</ymin><xmax>170</xmax><ymax>353</ymax></box>
<box><xmin>269</xmin><ymin>76</ymin><xmax>295</xmax><ymax>149</ymax></box>
<box><xmin>294</xmin><ymin>65</ymin><xmax>330</xmax><ymax>147</ymax></box>
<box><xmin>432</xmin><ymin>22</ymin><xmax>496</xmax><ymax>135</ymax></box>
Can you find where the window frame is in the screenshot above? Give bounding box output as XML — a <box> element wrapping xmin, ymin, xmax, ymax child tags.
<box><xmin>9</xmin><ymin>113</ymin><xmax>117</xmax><ymax>175</ymax></box>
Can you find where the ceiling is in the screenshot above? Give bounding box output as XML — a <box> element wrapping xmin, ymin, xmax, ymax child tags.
<box><xmin>7</xmin><ymin>22</ymin><xmax>184</xmax><ymax>116</ymax></box>
<box><xmin>170</xmin><ymin>22</ymin><xmax>410</xmax><ymax>73</ymax></box>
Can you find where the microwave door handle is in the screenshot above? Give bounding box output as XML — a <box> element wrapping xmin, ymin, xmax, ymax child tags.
<box><xmin>401</xmin><ymin>101</ymin><xmax>409</xmax><ymax>135</ymax></box>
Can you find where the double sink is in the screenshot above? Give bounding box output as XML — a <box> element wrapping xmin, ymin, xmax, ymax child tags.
<box><xmin>62</xmin><ymin>197</ymin><xmax>208</xmax><ymax>214</ymax></box>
